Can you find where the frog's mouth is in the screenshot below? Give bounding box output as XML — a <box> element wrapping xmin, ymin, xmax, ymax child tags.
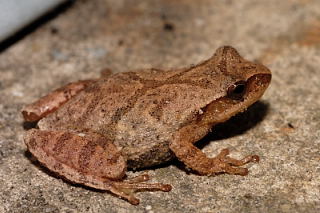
<box><xmin>201</xmin><ymin>72</ymin><xmax>272</xmax><ymax>125</ymax></box>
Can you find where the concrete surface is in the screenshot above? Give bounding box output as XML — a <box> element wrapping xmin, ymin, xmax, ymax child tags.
<box><xmin>0</xmin><ymin>0</ymin><xmax>319</xmax><ymax>212</ymax></box>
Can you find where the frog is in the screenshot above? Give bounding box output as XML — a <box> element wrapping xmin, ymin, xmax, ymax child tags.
<box><xmin>22</xmin><ymin>46</ymin><xmax>271</xmax><ymax>205</ymax></box>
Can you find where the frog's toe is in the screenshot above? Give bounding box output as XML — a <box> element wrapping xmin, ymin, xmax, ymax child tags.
<box><xmin>119</xmin><ymin>173</ymin><xmax>172</xmax><ymax>192</ymax></box>
<box><xmin>110</xmin><ymin>177</ymin><xmax>172</xmax><ymax>204</ymax></box>
<box><xmin>109</xmin><ymin>186</ymin><xmax>140</xmax><ymax>205</ymax></box>
<box><xmin>222</xmin><ymin>165</ymin><xmax>249</xmax><ymax>176</ymax></box>
<box><xmin>218</xmin><ymin>148</ymin><xmax>259</xmax><ymax>166</ymax></box>
<box><xmin>212</xmin><ymin>148</ymin><xmax>259</xmax><ymax>176</ymax></box>
<box><xmin>114</xmin><ymin>178</ymin><xmax>172</xmax><ymax>192</ymax></box>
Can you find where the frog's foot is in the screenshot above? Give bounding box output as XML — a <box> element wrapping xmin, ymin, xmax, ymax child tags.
<box><xmin>209</xmin><ymin>148</ymin><xmax>259</xmax><ymax>176</ymax></box>
<box><xmin>111</xmin><ymin>174</ymin><xmax>172</xmax><ymax>205</ymax></box>
<box><xmin>170</xmin><ymin>124</ymin><xmax>260</xmax><ymax>176</ymax></box>
<box><xmin>22</xmin><ymin>80</ymin><xmax>95</xmax><ymax>122</ymax></box>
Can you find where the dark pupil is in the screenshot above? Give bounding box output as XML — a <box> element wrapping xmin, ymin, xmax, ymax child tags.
<box><xmin>233</xmin><ymin>84</ymin><xmax>245</xmax><ymax>94</ymax></box>
<box><xmin>228</xmin><ymin>81</ymin><xmax>246</xmax><ymax>100</ymax></box>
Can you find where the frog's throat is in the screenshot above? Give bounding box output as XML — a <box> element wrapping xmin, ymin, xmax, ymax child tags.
<box><xmin>200</xmin><ymin>73</ymin><xmax>272</xmax><ymax>125</ymax></box>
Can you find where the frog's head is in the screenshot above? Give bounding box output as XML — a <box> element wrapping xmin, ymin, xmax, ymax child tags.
<box><xmin>202</xmin><ymin>46</ymin><xmax>272</xmax><ymax>124</ymax></box>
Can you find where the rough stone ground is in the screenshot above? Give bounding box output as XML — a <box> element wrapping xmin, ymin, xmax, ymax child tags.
<box><xmin>0</xmin><ymin>0</ymin><xmax>320</xmax><ymax>212</ymax></box>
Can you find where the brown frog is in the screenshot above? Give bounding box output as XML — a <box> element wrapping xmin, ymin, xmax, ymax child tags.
<box><xmin>22</xmin><ymin>46</ymin><xmax>271</xmax><ymax>205</ymax></box>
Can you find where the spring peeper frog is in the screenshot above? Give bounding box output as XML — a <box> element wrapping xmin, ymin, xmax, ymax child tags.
<box><xmin>22</xmin><ymin>46</ymin><xmax>271</xmax><ymax>205</ymax></box>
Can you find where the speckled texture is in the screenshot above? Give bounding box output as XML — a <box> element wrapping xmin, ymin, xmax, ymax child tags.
<box><xmin>0</xmin><ymin>0</ymin><xmax>319</xmax><ymax>212</ymax></box>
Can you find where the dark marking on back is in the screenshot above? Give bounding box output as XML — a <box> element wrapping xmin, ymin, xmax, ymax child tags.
<box><xmin>64</xmin><ymin>56</ymin><xmax>223</xmax><ymax>140</ymax></box>
<box><xmin>78</xmin><ymin>138</ymin><xmax>98</xmax><ymax>171</ymax></box>
<box><xmin>102</xmin><ymin>65</ymin><xmax>218</xmax><ymax>134</ymax></box>
<box><xmin>52</xmin><ymin>132</ymin><xmax>73</xmax><ymax>153</ymax></box>
<box><xmin>77</xmin><ymin>132</ymin><xmax>111</xmax><ymax>171</ymax></box>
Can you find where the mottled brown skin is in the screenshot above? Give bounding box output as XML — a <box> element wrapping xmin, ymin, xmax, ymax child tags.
<box><xmin>22</xmin><ymin>46</ymin><xmax>271</xmax><ymax>205</ymax></box>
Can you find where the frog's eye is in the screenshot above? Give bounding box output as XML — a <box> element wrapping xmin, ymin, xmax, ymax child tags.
<box><xmin>227</xmin><ymin>81</ymin><xmax>246</xmax><ymax>100</ymax></box>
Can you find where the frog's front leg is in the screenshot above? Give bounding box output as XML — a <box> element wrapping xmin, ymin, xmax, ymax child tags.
<box><xmin>24</xmin><ymin>129</ymin><xmax>171</xmax><ymax>205</ymax></box>
<box><xmin>170</xmin><ymin>124</ymin><xmax>259</xmax><ymax>176</ymax></box>
<box><xmin>22</xmin><ymin>80</ymin><xmax>95</xmax><ymax>122</ymax></box>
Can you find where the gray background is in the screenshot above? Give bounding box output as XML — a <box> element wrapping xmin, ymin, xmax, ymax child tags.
<box><xmin>0</xmin><ymin>0</ymin><xmax>319</xmax><ymax>212</ymax></box>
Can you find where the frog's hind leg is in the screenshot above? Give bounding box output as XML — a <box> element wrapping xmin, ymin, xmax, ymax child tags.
<box><xmin>24</xmin><ymin>129</ymin><xmax>171</xmax><ymax>205</ymax></box>
<box><xmin>170</xmin><ymin>124</ymin><xmax>259</xmax><ymax>176</ymax></box>
<box><xmin>22</xmin><ymin>80</ymin><xmax>95</xmax><ymax>122</ymax></box>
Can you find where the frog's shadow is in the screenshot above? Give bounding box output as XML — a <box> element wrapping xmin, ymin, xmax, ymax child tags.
<box><xmin>198</xmin><ymin>100</ymin><xmax>270</xmax><ymax>147</ymax></box>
